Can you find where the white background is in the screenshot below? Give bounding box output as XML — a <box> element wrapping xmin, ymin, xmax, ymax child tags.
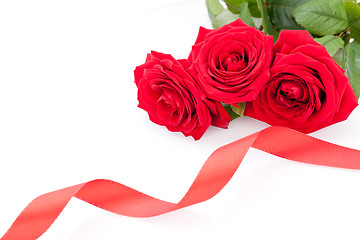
<box><xmin>1</xmin><ymin>0</ymin><xmax>360</xmax><ymax>239</ymax></box>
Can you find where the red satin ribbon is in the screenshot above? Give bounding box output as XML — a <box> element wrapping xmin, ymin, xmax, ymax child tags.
<box><xmin>2</xmin><ymin>126</ymin><xmax>360</xmax><ymax>240</ymax></box>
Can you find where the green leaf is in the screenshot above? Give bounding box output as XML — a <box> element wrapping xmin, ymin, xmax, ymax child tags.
<box><xmin>257</xmin><ymin>0</ymin><xmax>279</xmax><ymax>39</ymax></box>
<box><xmin>247</xmin><ymin>0</ymin><xmax>262</xmax><ymax>18</ymax></box>
<box><xmin>314</xmin><ymin>35</ymin><xmax>345</xmax><ymax>56</ymax></box>
<box><xmin>344</xmin><ymin>1</ymin><xmax>360</xmax><ymax>41</ymax></box>
<box><xmin>212</xmin><ymin>9</ymin><xmax>239</xmax><ymax>28</ymax></box>
<box><xmin>291</xmin><ymin>0</ymin><xmax>348</xmax><ymax>36</ymax></box>
<box><xmin>238</xmin><ymin>2</ymin><xmax>255</xmax><ymax>26</ymax></box>
<box><xmin>344</xmin><ymin>40</ymin><xmax>360</xmax><ymax>98</ymax></box>
<box><xmin>206</xmin><ymin>0</ymin><xmax>224</xmax><ymax>23</ymax></box>
<box><xmin>332</xmin><ymin>48</ymin><xmax>344</xmax><ymax>67</ymax></box>
<box><xmin>222</xmin><ymin>104</ymin><xmax>241</xmax><ymax>121</ymax></box>
<box><xmin>225</xmin><ymin>0</ymin><xmax>262</xmax><ymax>18</ymax></box>
<box><xmin>225</xmin><ymin>0</ymin><xmax>241</xmax><ymax>13</ymax></box>
<box><xmin>230</xmin><ymin>102</ymin><xmax>246</xmax><ymax>116</ymax></box>
<box><xmin>266</xmin><ymin>0</ymin><xmax>312</xmax><ymax>30</ymax></box>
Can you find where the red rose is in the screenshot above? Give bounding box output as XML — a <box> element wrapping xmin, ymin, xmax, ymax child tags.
<box><xmin>245</xmin><ymin>30</ymin><xmax>358</xmax><ymax>133</ymax></box>
<box><xmin>135</xmin><ymin>51</ymin><xmax>230</xmax><ymax>140</ymax></box>
<box><xmin>188</xmin><ymin>19</ymin><xmax>274</xmax><ymax>105</ymax></box>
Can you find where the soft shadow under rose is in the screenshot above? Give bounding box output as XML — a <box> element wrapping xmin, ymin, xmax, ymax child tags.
<box><xmin>135</xmin><ymin>51</ymin><xmax>230</xmax><ymax>140</ymax></box>
<box><xmin>245</xmin><ymin>30</ymin><xmax>358</xmax><ymax>133</ymax></box>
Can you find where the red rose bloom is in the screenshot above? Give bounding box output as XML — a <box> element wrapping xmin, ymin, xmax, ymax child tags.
<box><xmin>245</xmin><ymin>30</ymin><xmax>358</xmax><ymax>133</ymax></box>
<box><xmin>135</xmin><ymin>51</ymin><xmax>230</xmax><ymax>140</ymax></box>
<box><xmin>188</xmin><ymin>19</ymin><xmax>274</xmax><ymax>105</ymax></box>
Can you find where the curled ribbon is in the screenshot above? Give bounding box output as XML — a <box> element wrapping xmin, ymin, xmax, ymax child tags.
<box><xmin>2</xmin><ymin>126</ymin><xmax>360</xmax><ymax>240</ymax></box>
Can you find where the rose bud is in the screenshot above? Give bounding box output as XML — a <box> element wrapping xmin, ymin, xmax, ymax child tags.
<box><xmin>135</xmin><ymin>51</ymin><xmax>230</xmax><ymax>140</ymax></box>
<box><xmin>245</xmin><ymin>30</ymin><xmax>358</xmax><ymax>133</ymax></box>
<box><xmin>188</xmin><ymin>19</ymin><xmax>274</xmax><ymax>105</ymax></box>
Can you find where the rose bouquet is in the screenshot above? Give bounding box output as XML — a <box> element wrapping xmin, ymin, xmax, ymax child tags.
<box><xmin>135</xmin><ymin>0</ymin><xmax>360</xmax><ymax>140</ymax></box>
<box><xmin>3</xmin><ymin>2</ymin><xmax>360</xmax><ymax>239</ymax></box>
